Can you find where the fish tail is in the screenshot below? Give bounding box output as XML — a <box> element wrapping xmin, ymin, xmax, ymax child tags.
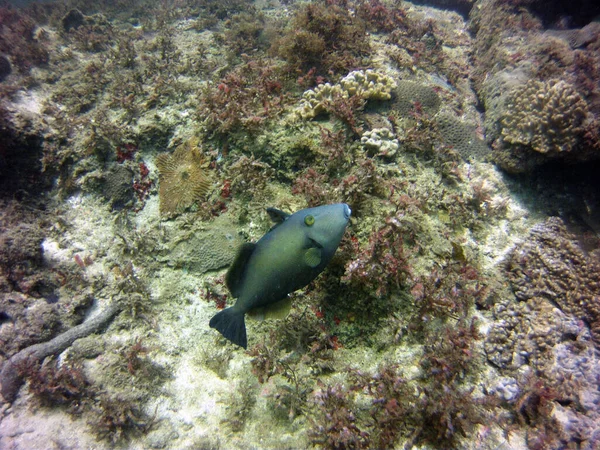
<box><xmin>209</xmin><ymin>307</ymin><xmax>247</xmax><ymax>349</ymax></box>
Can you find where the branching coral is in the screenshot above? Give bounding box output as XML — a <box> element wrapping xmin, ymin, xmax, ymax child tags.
<box><xmin>155</xmin><ymin>138</ymin><xmax>213</xmax><ymax>217</ymax></box>
<box><xmin>500</xmin><ymin>79</ymin><xmax>588</xmax><ymax>155</ymax></box>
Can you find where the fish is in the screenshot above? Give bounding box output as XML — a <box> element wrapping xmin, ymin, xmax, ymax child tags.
<box><xmin>209</xmin><ymin>203</ymin><xmax>352</xmax><ymax>349</ymax></box>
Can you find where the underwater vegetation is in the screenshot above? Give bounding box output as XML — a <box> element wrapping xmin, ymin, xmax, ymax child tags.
<box><xmin>0</xmin><ymin>0</ymin><xmax>599</xmax><ymax>449</ymax></box>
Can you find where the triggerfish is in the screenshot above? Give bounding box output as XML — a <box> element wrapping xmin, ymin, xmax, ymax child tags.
<box><xmin>209</xmin><ymin>203</ymin><xmax>352</xmax><ymax>349</ymax></box>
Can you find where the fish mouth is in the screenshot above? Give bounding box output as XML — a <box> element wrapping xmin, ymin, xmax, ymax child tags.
<box><xmin>343</xmin><ymin>203</ymin><xmax>352</xmax><ymax>220</ymax></box>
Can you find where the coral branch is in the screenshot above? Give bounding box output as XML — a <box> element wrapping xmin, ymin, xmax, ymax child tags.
<box><xmin>0</xmin><ymin>300</ymin><xmax>122</xmax><ymax>403</ymax></box>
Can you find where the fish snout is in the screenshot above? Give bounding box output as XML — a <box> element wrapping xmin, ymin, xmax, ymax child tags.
<box><xmin>343</xmin><ymin>203</ymin><xmax>352</xmax><ymax>220</ymax></box>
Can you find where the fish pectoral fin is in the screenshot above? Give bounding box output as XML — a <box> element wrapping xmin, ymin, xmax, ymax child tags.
<box><xmin>248</xmin><ymin>297</ymin><xmax>292</xmax><ymax>321</ymax></box>
<box><xmin>304</xmin><ymin>247</ymin><xmax>322</xmax><ymax>268</ymax></box>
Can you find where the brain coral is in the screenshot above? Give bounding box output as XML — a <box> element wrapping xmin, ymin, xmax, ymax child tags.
<box><xmin>437</xmin><ymin>114</ymin><xmax>490</xmax><ymax>162</ymax></box>
<box><xmin>500</xmin><ymin>79</ymin><xmax>588</xmax><ymax>156</ymax></box>
<box><xmin>391</xmin><ymin>80</ymin><xmax>441</xmax><ymax>117</ymax></box>
<box><xmin>156</xmin><ymin>138</ymin><xmax>213</xmax><ymax>217</ymax></box>
<box><xmin>157</xmin><ymin>215</ymin><xmax>242</xmax><ymax>274</ymax></box>
<box><xmin>298</xmin><ymin>69</ymin><xmax>396</xmax><ymax>119</ymax></box>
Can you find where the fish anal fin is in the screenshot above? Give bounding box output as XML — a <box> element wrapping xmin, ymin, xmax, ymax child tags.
<box><xmin>248</xmin><ymin>297</ymin><xmax>292</xmax><ymax>321</ymax></box>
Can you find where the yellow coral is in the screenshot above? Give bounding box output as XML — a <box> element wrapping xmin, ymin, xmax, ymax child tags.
<box><xmin>500</xmin><ymin>79</ymin><xmax>588</xmax><ymax>155</ymax></box>
<box><xmin>338</xmin><ymin>69</ymin><xmax>396</xmax><ymax>100</ymax></box>
<box><xmin>298</xmin><ymin>69</ymin><xmax>396</xmax><ymax>119</ymax></box>
<box><xmin>156</xmin><ymin>138</ymin><xmax>213</xmax><ymax>217</ymax></box>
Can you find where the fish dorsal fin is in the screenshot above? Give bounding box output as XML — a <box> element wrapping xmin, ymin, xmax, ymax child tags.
<box><xmin>226</xmin><ymin>243</ymin><xmax>256</xmax><ymax>298</ymax></box>
<box><xmin>248</xmin><ymin>297</ymin><xmax>292</xmax><ymax>321</ymax></box>
<box><xmin>266</xmin><ymin>207</ymin><xmax>290</xmax><ymax>224</ymax></box>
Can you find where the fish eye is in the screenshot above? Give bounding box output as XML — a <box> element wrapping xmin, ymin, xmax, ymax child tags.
<box><xmin>304</xmin><ymin>215</ymin><xmax>315</xmax><ymax>226</ymax></box>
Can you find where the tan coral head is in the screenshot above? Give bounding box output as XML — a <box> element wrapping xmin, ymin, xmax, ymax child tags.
<box><xmin>156</xmin><ymin>139</ymin><xmax>213</xmax><ymax>217</ymax></box>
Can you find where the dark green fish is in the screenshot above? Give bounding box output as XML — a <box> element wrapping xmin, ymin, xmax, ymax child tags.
<box><xmin>209</xmin><ymin>203</ymin><xmax>352</xmax><ymax>349</ymax></box>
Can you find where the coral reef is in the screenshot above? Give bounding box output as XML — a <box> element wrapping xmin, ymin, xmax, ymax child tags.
<box><xmin>197</xmin><ymin>59</ymin><xmax>289</xmax><ymax>139</ymax></box>
<box><xmin>470</xmin><ymin>0</ymin><xmax>600</xmax><ymax>173</ymax></box>
<box><xmin>342</xmin><ymin>213</ymin><xmax>411</xmax><ymax>299</ymax></box>
<box><xmin>298</xmin><ymin>69</ymin><xmax>396</xmax><ymax>119</ymax></box>
<box><xmin>545</xmin><ymin>22</ymin><xmax>600</xmax><ymax>49</ymax></box>
<box><xmin>101</xmin><ymin>165</ymin><xmax>134</xmax><ymax>209</ymax></box>
<box><xmin>0</xmin><ymin>301</ymin><xmax>122</xmax><ymax>402</ymax></box>
<box><xmin>0</xmin><ymin>6</ymin><xmax>49</xmax><ymax>74</ymax></box>
<box><xmin>500</xmin><ymin>79</ymin><xmax>588</xmax><ymax>155</ymax></box>
<box><xmin>391</xmin><ymin>80</ymin><xmax>441</xmax><ymax>117</ymax></box>
<box><xmin>437</xmin><ymin>113</ymin><xmax>490</xmax><ymax>162</ymax></box>
<box><xmin>360</xmin><ymin>127</ymin><xmax>399</xmax><ymax>158</ymax></box>
<box><xmin>157</xmin><ymin>215</ymin><xmax>243</xmax><ymax>274</ymax></box>
<box><xmin>3</xmin><ymin>0</ymin><xmax>598</xmax><ymax>449</ymax></box>
<box><xmin>309</xmin><ymin>319</ymin><xmax>492</xmax><ymax>449</ymax></box>
<box><xmin>155</xmin><ymin>139</ymin><xmax>213</xmax><ymax>217</ymax></box>
<box><xmin>0</xmin><ymin>200</ymin><xmax>96</xmax><ymax>366</ymax></box>
<box><xmin>506</xmin><ymin>217</ymin><xmax>600</xmax><ymax>344</ymax></box>
<box><xmin>274</xmin><ymin>2</ymin><xmax>370</xmax><ymax>75</ymax></box>
<box><xmin>485</xmin><ymin>217</ymin><xmax>600</xmax><ymax>448</ymax></box>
